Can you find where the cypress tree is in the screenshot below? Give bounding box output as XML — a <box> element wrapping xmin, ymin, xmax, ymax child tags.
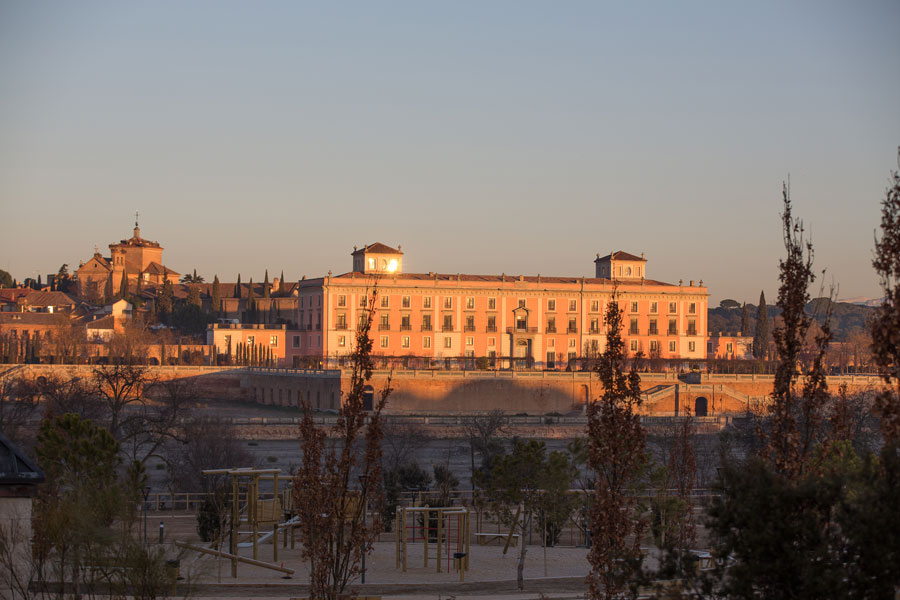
<box><xmin>263</xmin><ymin>270</ymin><xmax>270</xmax><ymax>299</ymax></box>
<box><xmin>187</xmin><ymin>285</ymin><xmax>202</xmax><ymax>308</ymax></box>
<box><xmin>211</xmin><ymin>275</ymin><xmax>221</xmax><ymax>316</ymax></box>
<box><xmin>37</xmin><ymin>274</ymin><xmax>42</xmax><ymax>288</ymax></box>
<box><xmin>103</xmin><ymin>274</ymin><xmax>114</xmax><ymax>305</ymax></box>
<box><xmin>158</xmin><ymin>279</ymin><xmax>175</xmax><ymax>321</ymax></box>
<box><xmin>247</xmin><ymin>278</ymin><xmax>256</xmax><ymax>322</ymax></box>
<box><xmin>754</xmin><ymin>291</ymin><xmax>769</xmax><ymax>359</ymax></box>
<box><xmin>23</xmin><ymin>332</ymin><xmax>32</xmax><ymax>364</ymax></box>
<box><xmin>33</xmin><ymin>331</ymin><xmax>41</xmax><ymax>363</ymax></box>
<box><xmin>279</xmin><ymin>270</ymin><xmax>284</xmax><ymax>293</ymax></box>
<box><xmin>118</xmin><ymin>272</ymin><xmax>128</xmax><ymax>300</ymax></box>
<box><xmin>741</xmin><ymin>302</ymin><xmax>752</xmax><ymax>336</ymax></box>
<box><xmin>235</xmin><ymin>274</ymin><xmax>242</xmax><ymax>298</ymax></box>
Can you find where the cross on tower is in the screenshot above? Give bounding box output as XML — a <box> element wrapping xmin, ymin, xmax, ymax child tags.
<box><xmin>135</xmin><ymin>211</ymin><xmax>139</xmax><ymax>227</ymax></box>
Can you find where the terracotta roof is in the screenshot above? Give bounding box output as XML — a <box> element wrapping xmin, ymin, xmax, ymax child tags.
<box><xmin>78</xmin><ymin>254</ymin><xmax>112</xmax><ymax>272</ymax></box>
<box><xmin>351</xmin><ymin>243</ymin><xmax>402</xmax><ymax>256</ymax></box>
<box><xmin>0</xmin><ymin>289</ymin><xmax>32</xmax><ymax>303</ymax></box>
<box><xmin>596</xmin><ymin>251</ymin><xmax>646</xmax><ymax>262</ymax></box>
<box><xmin>20</xmin><ymin>291</ymin><xmax>77</xmax><ymax>308</ymax></box>
<box><xmin>144</xmin><ymin>262</ymin><xmax>180</xmax><ymax>276</ymax></box>
<box><xmin>327</xmin><ymin>272</ymin><xmax>675</xmax><ymax>287</ymax></box>
<box><xmin>0</xmin><ymin>313</ymin><xmax>67</xmax><ymax>326</ymax></box>
<box><xmin>86</xmin><ymin>315</ymin><xmax>115</xmax><ymax>330</ymax></box>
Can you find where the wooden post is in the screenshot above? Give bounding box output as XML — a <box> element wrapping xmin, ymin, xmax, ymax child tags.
<box><xmin>423</xmin><ymin>508</ymin><xmax>428</xmax><ymax>568</ymax></box>
<box><xmin>231</xmin><ymin>476</ymin><xmax>239</xmax><ymax>578</ymax></box>
<box><xmin>273</xmin><ymin>524</ymin><xmax>278</xmax><ymax>563</ymax></box>
<box><xmin>465</xmin><ymin>508</ymin><xmax>471</xmax><ymax>571</ymax></box>
<box><xmin>395</xmin><ymin>507</ymin><xmax>401</xmax><ymax>569</ymax></box>
<box><xmin>436</xmin><ymin>508</ymin><xmax>443</xmax><ymax>573</ymax></box>
<box><xmin>251</xmin><ymin>476</ymin><xmax>259</xmax><ymax>561</ymax></box>
<box><xmin>402</xmin><ymin>508</ymin><xmax>407</xmax><ymax>572</ymax></box>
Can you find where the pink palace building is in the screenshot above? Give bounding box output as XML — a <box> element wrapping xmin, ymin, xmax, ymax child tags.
<box><xmin>292</xmin><ymin>243</ymin><xmax>709</xmax><ymax>369</ymax></box>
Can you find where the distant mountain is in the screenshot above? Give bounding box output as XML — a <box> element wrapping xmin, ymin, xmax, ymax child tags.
<box><xmin>708</xmin><ymin>297</ymin><xmax>875</xmax><ymax>342</ymax></box>
<box><xmin>837</xmin><ymin>296</ymin><xmax>885</xmax><ymax>307</ymax></box>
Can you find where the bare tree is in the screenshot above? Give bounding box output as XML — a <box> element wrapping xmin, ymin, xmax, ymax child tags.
<box><xmin>462</xmin><ymin>409</ymin><xmax>507</xmax><ymax>488</ymax></box>
<box><xmin>0</xmin><ymin>376</ymin><xmax>41</xmax><ymax>449</ymax></box>
<box><xmin>766</xmin><ymin>183</ymin><xmax>832</xmax><ymax>478</ymax></box>
<box><xmin>381</xmin><ymin>419</ymin><xmax>428</xmax><ymax>474</ymax></box>
<box><xmin>167</xmin><ymin>419</ymin><xmax>253</xmax><ymax>493</ymax></box>
<box><xmin>586</xmin><ymin>295</ymin><xmax>648</xmax><ymax>600</ymax></box>
<box><xmin>292</xmin><ymin>288</ymin><xmax>391</xmax><ymax>599</ymax></box>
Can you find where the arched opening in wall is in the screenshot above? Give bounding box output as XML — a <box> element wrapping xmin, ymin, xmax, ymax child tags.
<box><xmin>695</xmin><ymin>396</ymin><xmax>708</xmax><ymax>417</ymax></box>
<box><xmin>362</xmin><ymin>385</ymin><xmax>375</xmax><ymax>411</ymax></box>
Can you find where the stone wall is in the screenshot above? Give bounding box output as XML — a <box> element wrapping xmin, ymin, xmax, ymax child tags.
<box><xmin>2</xmin><ymin>364</ymin><xmax>886</xmax><ymax>416</ymax></box>
<box><xmin>0</xmin><ymin>364</ymin><xmax>247</xmax><ymax>401</ymax></box>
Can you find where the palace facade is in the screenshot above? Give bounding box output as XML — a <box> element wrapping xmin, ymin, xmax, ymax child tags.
<box><xmin>292</xmin><ymin>243</ymin><xmax>709</xmax><ymax>368</ymax></box>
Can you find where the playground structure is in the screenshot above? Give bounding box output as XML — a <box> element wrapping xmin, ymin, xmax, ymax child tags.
<box><xmin>395</xmin><ymin>505</ymin><xmax>470</xmax><ymax>581</ymax></box>
<box><xmin>177</xmin><ymin>467</ymin><xmax>295</xmax><ymax>578</ymax></box>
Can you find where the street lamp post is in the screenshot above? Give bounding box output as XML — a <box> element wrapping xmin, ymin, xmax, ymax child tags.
<box><xmin>141</xmin><ymin>486</ymin><xmax>151</xmax><ymax>544</ymax></box>
<box><xmin>358</xmin><ymin>474</ymin><xmax>368</xmax><ymax>584</ymax></box>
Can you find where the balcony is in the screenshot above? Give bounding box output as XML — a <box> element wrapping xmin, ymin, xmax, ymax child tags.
<box><xmin>589</xmin><ymin>327</ymin><xmax>601</xmax><ymax>334</ymax></box>
<box><xmin>507</xmin><ymin>326</ymin><xmax>538</xmax><ymax>334</ymax></box>
<box><xmin>545</xmin><ymin>326</ymin><xmax>556</xmax><ymax>333</ymax></box>
<box><xmin>378</xmin><ymin>324</ymin><xmax>390</xmax><ymax>331</ymax></box>
<box><xmin>628</xmin><ymin>328</ymin><xmax>639</xmax><ymax>335</ymax></box>
<box><xmin>335</xmin><ymin>323</ymin><xmax>349</xmax><ymax>330</ymax></box>
<box><xmin>442</xmin><ymin>326</ymin><xmax>455</xmax><ymax>332</ymax></box>
<box><xmin>486</xmin><ymin>325</ymin><xmax>497</xmax><ymax>333</ymax></box>
<box><xmin>687</xmin><ymin>328</ymin><xmax>697</xmax><ymax>336</ymax></box>
<box><xmin>421</xmin><ymin>324</ymin><xmax>432</xmax><ymax>332</ymax></box>
<box><xmin>464</xmin><ymin>325</ymin><xmax>476</xmax><ymax>332</ymax></box>
<box><xmin>567</xmin><ymin>326</ymin><xmax>578</xmax><ymax>333</ymax></box>
<box><xmin>649</xmin><ymin>327</ymin><xmax>658</xmax><ymax>335</ymax></box>
<box><xmin>400</xmin><ymin>324</ymin><xmax>411</xmax><ymax>331</ymax></box>
<box><xmin>668</xmin><ymin>328</ymin><xmax>678</xmax><ymax>335</ymax></box>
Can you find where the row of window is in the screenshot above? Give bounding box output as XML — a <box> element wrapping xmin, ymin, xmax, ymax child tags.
<box><xmin>334</xmin><ymin>294</ymin><xmax>697</xmax><ymax>314</ymax></box>
<box><xmin>330</xmin><ymin>335</ymin><xmax>700</xmax><ymax>354</ymax></box>
<box><xmin>630</xmin><ymin>340</ymin><xmax>697</xmax><ymax>353</ymax></box>
<box><xmin>334</xmin><ymin>313</ymin><xmax>699</xmax><ymax>336</ymax></box>
<box><xmin>222</xmin><ymin>334</ymin><xmax>279</xmax><ymax>347</ymax></box>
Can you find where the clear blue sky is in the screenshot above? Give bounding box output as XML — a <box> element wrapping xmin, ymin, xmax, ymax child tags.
<box><xmin>1</xmin><ymin>1</ymin><xmax>898</xmax><ymax>304</ymax></box>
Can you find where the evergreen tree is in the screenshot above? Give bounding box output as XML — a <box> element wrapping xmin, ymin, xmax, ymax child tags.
<box><xmin>235</xmin><ymin>274</ymin><xmax>242</xmax><ymax>298</ymax></box>
<box><xmin>279</xmin><ymin>270</ymin><xmax>284</xmax><ymax>293</ymax></box>
<box><xmin>741</xmin><ymin>302</ymin><xmax>752</xmax><ymax>336</ymax></box>
<box><xmin>263</xmin><ymin>270</ymin><xmax>270</xmax><ymax>299</ymax></box>
<box><xmin>247</xmin><ymin>278</ymin><xmax>256</xmax><ymax>322</ymax></box>
<box><xmin>33</xmin><ymin>331</ymin><xmax>41</xmax><ymax>363</ymax></box>
<box><xmin>118</xmin><ymin>272</ymin><xmax>128</xmax><ymax>300</ymax></box>
<box><xmin>211</xmin><ymin>275</ymin><xmax>221</xmax><ymax>316</ymax></box>
<box><xmin>158</xmin><ymin>279</ymin><xmax>175</xmax><ymax>322</ymax></box>
<box><xmin>23</xmin><ymin>331</ymin><xmax>32</xmax><ymax>364</ymax></box>
<box><xmin>187</xmin><ymin>285</ymin><xmax>202</xmax><ymax>308</ymax></box>
<box><xmin>37</xmin><ymin>274</ymin><xmax>42</xmax><ymax>288</ymax></box>
<box><xmin>103</xmin><ymin>274</ymin><xmax>114</xmax><ymax>305</ymax></box>
<box><xmin>753</xmin><ymin>291</ymin><xmax>769</xmax><ymax>359</ymax></box>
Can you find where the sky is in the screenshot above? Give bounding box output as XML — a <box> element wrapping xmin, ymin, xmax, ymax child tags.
<box><xmin>1</xmin><ymin>1</ymin><xmax>898</xmax><ymax>305</ymax></box>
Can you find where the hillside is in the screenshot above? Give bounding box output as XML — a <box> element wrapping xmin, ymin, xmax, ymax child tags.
<box><xmin>708</xmin><ymin>297</ymin><xmax>875</xmax><ymax>341</ymax></box>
